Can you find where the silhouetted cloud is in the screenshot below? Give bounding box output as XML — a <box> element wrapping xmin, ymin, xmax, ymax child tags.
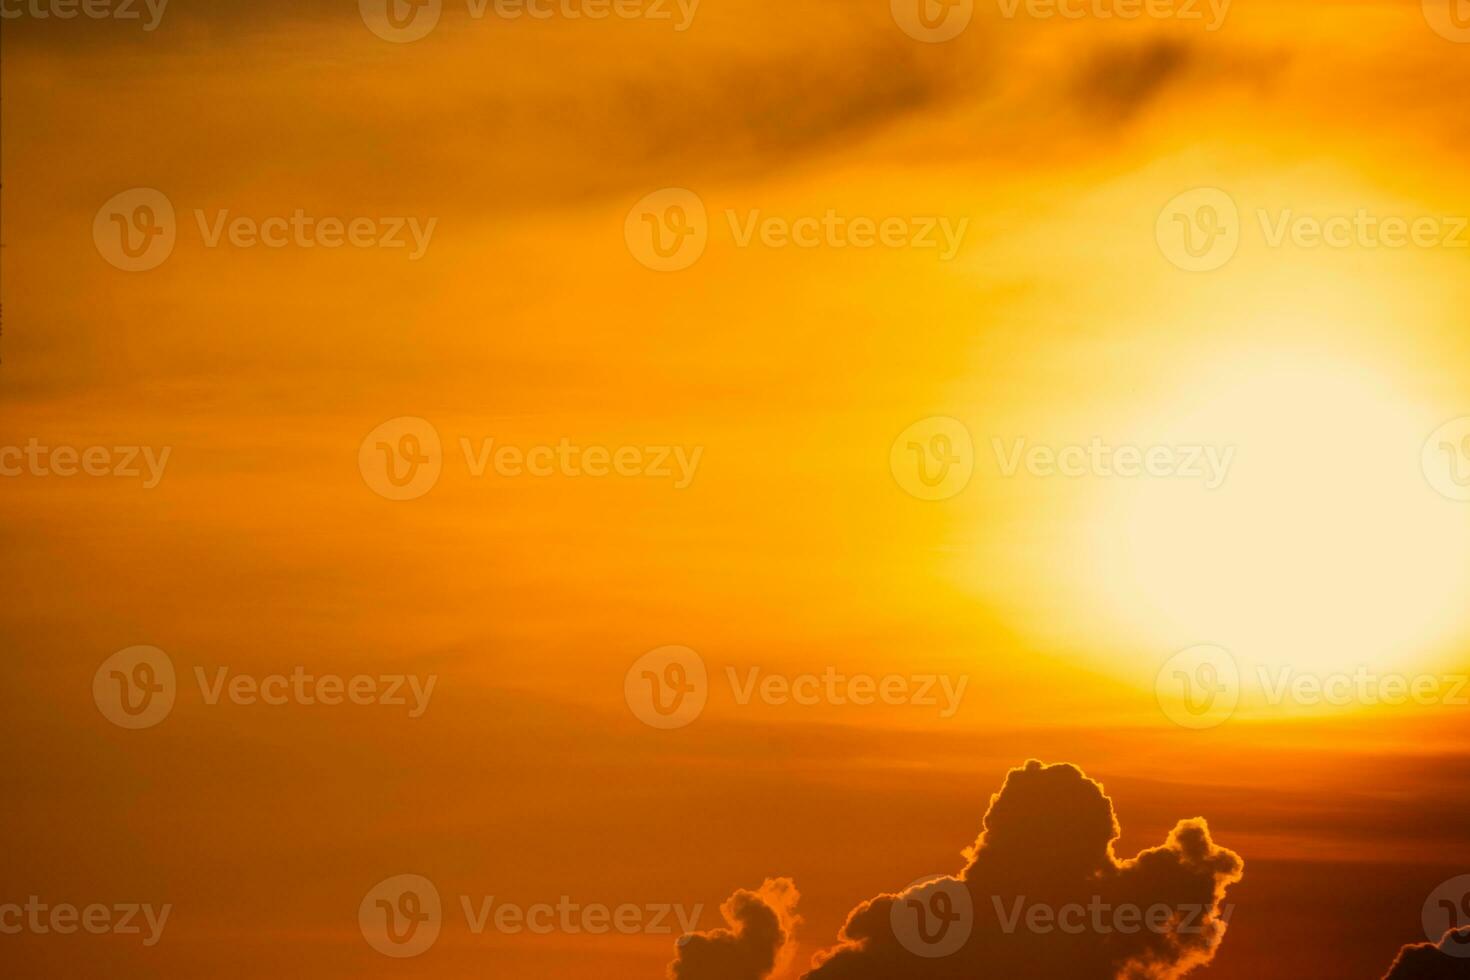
<box><xmin>669</xmin><ymin>761</ymin><xmax>1243</xmax><ymax>980</ymax></box>
<box><xmin>806</xmin><ymin>760</ymin><xmax>1242</xmax><ymax>979</ymax></box>
<box><xmin>670</xmin><ymin>878</ymin><xmax>800</xmax><ymax>980</ymax></box>
<box><xmin>1382</xmin><ymin>927</ymin><xmax>1470</xmax><ymax>979</ymax></box>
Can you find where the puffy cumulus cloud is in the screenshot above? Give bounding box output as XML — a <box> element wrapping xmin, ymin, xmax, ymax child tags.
<box><xmin>669</xmin><ymin>878</ymin><xmax>801</xmax><ymax>980</ymax></box>
<box><xmin>1382</xmin><ymin>927</ymin><xmax>1470</xmax><ymax>979</ymax></box>
<box><xmin>804</xmin><ymin>760</ymin><xmax>1243</xmax><ymax>979</ymax></box>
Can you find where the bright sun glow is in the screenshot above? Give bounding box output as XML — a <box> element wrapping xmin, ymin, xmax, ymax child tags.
<box><xmin>1095</xmin><ymin>354</ymin><xmax>1470</xmax><ymax>680</ymax></box>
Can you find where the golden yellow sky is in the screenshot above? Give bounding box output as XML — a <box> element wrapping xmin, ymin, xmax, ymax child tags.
<box><xmin>4</xmin><ymin>1</ymin><xmax>1470</xmax><ymax>978</ymax></box>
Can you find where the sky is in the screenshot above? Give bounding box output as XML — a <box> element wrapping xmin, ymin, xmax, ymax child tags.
<box><xmin>3</xmin><ymin>0</ymin><xmax>1470</xmax><ymax>977</ymax></box>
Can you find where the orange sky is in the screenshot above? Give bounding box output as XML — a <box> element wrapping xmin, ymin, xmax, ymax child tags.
<box><xmin>3</xmin><ymin>1</ymin><xmax>1470</xmax><ymax>978</ymax></box>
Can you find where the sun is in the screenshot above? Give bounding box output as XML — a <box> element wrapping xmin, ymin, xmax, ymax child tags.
<box><xmin>1092</xmin><ymin>352</ymin><xmax>1470</xmax><ymax>682</ymax></box>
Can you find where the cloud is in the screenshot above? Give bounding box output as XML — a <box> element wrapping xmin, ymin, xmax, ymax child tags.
<box><xmin>669</xmin><ymin>878</ymin><xmax>801</xmax><ymax>980</ymax></box>
<box><xmin>1382</xmin><ymin>927</ymin><xmax>1470</xmax><ymax>979</ymax></box>
<box><xmin>670</xmin><ymin>760</ymin><xmax>1242</xmax><ymax>980</ymax></box>
<box><xmin>1069</xmin><ymin>37</ymin><xmax>1197</xmax><ymax>121</ymax></box>
<box><xmin>664</xmin><ymin>762</ymin><xmax>1242</xmax><ymax>979</ymax></box>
